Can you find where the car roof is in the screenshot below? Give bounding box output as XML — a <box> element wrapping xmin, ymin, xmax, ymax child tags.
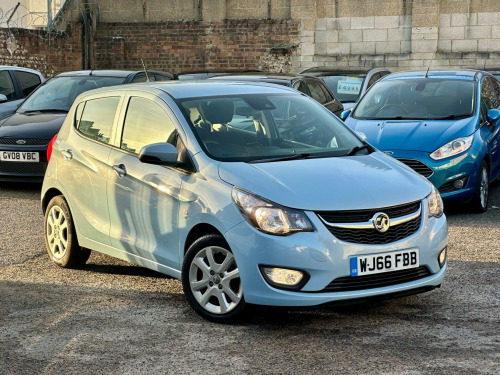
<box><xmin>77</xmin><ymin>81</ymin><xmax>299</xmax><ymax>100</ymax></box>
<box><xmin>54</xmin><ymin>70</ymin><xmax>143</xmax><ymax>78</ymax></box>
<box><xmin>209</xmin><ymin>73</ymin><xmax>318</xmax><ymax>82</ymax></box>
<box><xmin>382</xmin><ymin>69</ymin><xmax>489</xmax><ymax>81</ymax></box>
<box><xmin>0</xmin><ymin>65</ymin><xmax>44</xmax><ymax>76</ymax></box>
<box><xmin>299</xmin><ymin>67</ymin><xmax>389</xmax><ymax>75</ymax></box>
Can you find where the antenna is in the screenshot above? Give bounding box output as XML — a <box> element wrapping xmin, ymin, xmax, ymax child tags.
<box><xmin>425</xmin><ymin>51</ymin><xmax>436</xmax><ymax>78</ymax></box>
<box><xmin>141</xmin><ymin>58</ymin><xmax>150</xmax><ymax>82</ymax></box>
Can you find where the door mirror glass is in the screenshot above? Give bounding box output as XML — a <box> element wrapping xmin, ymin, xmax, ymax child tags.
<box><xmin>139</xmin><ymin>142</ymin><xmax>178</xmax><ymax>165</ymax></box>
<box><xmin>340</xmin><ymin>109</ymin><xmax>351</xmax><ymax>121</ymax></box>
<box><xmin>486</xmin><ymin>108</ymin><xmax>500</xmax><ymax>124</ymax></box>
<box><xmin>0</xmin><ymin>94</ymin><xmax>7</xmax><ymax>103</ymax></box>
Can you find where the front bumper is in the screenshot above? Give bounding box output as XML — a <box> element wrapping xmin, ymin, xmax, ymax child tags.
<box><xmin>388</xmin><ymin>150</ymin><xmax>480</xmax><ymax>202</ymax></box>
<box><xmin>0</xmin><ymin>144</ymin><xmax>48</xmax><ymax>182</ymax></box>
<box><xmin>224</xmin><ymin>205</ymin><xmax>448</xmax><ymax>307</ymax></box>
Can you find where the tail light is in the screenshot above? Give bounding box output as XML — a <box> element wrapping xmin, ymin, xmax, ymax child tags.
<box><xmin>47</xmin><ymin>134</ymin><xmax>58</xmax><ymax>161</ymax></box>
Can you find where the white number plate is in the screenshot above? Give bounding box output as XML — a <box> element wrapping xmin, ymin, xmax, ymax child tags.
<box><xmin>0</xmin><ymin>151</ymin><xmax>40</xmax><ymax>162</ymax></box>
<box><xmin>350</xmin><ymin>249</ymin><xmax>419</xmax><ymax>277</ymax></box>
<box><xmin>337</xmin><ymin>79</ymin><xmax>362</xmax><ymax>95</ymax></box>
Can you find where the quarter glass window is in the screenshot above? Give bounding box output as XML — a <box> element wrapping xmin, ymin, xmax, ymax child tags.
<box><xmin>481</xmin><ymin>78</ymin><xmax>498</xmax><ymax>110</ymax></box>
<box><xmin>121</xmin><ymin>97</ymin><xmax>176</xmax><ymax>154</ymax></box>
<box><xmin>78</xmin><ymin>97</ymin><xmax>120</xmax><ymax>144</ymax></box>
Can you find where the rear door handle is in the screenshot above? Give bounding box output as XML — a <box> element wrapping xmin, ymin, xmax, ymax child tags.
<box><xmin>112</xmin><ymin>164</ymin><xmax>127</xmax><ymax>178</ymax></box>
<box><xmin>61</xmin><ymin>149</ymin><xmax>72</xmax><ymax>161</ymax></box>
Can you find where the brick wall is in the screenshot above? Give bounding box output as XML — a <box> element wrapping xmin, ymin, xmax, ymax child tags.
<box><xmin>0</xmin><ymin>25</ymin><xmax>82</xmax><ymax>77</ymax></box>
<box><xmin>94</xmin><ymin>20</ymin><xmax>300</xmax><ymax>73</ymax></box>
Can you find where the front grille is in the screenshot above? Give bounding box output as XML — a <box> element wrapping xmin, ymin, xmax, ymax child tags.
<box><xmin>0</xmin><ymin>137</ymin><xmax>50</xmax><ymax>146</ymax></box>
<box><xmin>439</xmin><ymin>176</ymin><xmax>469</xmax><ymax>194</ymax></box>
<box><xmin>396</xmin><ymin>158</ymin><xmax>433</xmax><ymax>178</ymax></box>
<box><xmin>0</xmin><ymin>161</ymin><xmax>47</xmax><ymax>175</ymax></box>
<box><xmin>317</xmin><ymin>201</ymin><xmax>420</xmax><ymax>224</ymax></box>
<box><xmin>326</xmin><ymin>215</ymin><xmax>421</xmax><ymax>244</ymax></box>
<box><xmin>319</xmin><ymin>266</ymin><xmax>432</xmax><ymax>292</ymax></box>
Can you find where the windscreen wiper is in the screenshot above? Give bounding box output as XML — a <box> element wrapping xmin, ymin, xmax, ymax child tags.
<box><xmin>344</xmin><ymin>144</ymin><xmax>369</xmax><ymax>156</ymax></box>
<box><xmin>435</xmin><ymin>114</ymin><xmax>471</xmax><ymax>120</ymax></box>
<box><xmin>250</xmin><ymin>153</ymin><xmax>312</xmax><ymax>163</ymax></box>
<box><xmin>21</xmin><ymin>109</ymin><xmax>69</xmax><ymax>114</ymax></box>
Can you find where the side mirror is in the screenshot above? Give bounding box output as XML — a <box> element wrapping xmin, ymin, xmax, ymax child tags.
<box><xmin>486</xmin><ymin>109</ymin><xmax>500</xmax><ymax>124</ymax></box>
<box><xmin>139</xmin><ymin>142</ymin><xmax>178</xmax><ymax>165</ymax></box>
<box><xmin>0</xmin><ymin>94</ymin><xmax>7</xmax><ymax>103</ymax></box>
<box><xmin>356</xmin><ymin>131</ymin><xmax>367</xmax><ymax>141</ymax></box>
<box><xmin>340</xmin><ymin>109</ymin><xmax>351</xmax><ymax>121</ymax></box>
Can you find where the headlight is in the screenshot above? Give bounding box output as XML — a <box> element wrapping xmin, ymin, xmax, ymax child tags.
<box><xmin>430</xmin><ymin>135</ymin><xmax>473</xmax><ymax>160</ymax></box>
<box><xmin>427</xmin><ymin>185</ymin><xmax>444</xmax><ymax>218</ymax></box>
<box><xmin>232</xmin><ymin>188</ymin><xmax>314</xmax><ymax>235</ymax></box>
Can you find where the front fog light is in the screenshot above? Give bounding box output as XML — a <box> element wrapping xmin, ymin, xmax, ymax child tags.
<box><xmin>261</xmin><ymin>267</ymin><xmax>306</xmax><ymax>289</ymax></box>
<box><xmin>439</xmin><ymin>248</ymin><xmax>447</xmax><ymax>268</ymax></box>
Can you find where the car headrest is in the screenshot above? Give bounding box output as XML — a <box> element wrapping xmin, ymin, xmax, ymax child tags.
<box><xmin>204</xmin><ymin>99</ymin><xmax>234</xmax><ymax>124</ymax></box>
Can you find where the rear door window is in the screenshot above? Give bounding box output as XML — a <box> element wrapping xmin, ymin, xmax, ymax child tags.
<box><xmin>77</xmin><ymin>97</ymin><xmax>120</xmax><ymax>144</ymax></box>
<box><xmin>14</xmin><ymin>71</ymin><xmax>42</xmax><ymax>97</ymax></box>
<box><xmin>120</xmin><ymin>97</ymin><xmax>177</xmax><ymax>154</ymax></box>
<box><xmin>0</xmin><ymin>71</ymin><xmax>16</xmax><ymax>100</ymax></box>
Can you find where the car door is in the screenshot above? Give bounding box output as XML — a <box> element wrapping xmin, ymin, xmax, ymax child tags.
<box><xmin>106</xmin><ymin>93</ymin><xmax>183</xmax><ymax>270</ymax></box>
<box><xmin>59</xmin><ymin>95</ymin><xmax>123</xmax><ymax>245</ymax></box>
<box><xmin>0</xmin><ymin>70</ymin><xmax>21</xmax><ymax>119</ymax></box>
<box><xmin>479</xmin><ymin>77</ymin><xmax>500</xmax><ymax>178</ymax></box>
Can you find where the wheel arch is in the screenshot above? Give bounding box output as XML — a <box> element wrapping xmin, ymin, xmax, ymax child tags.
<box><xmin>41</xmin><ymin>187</ymin><xmax>65</xmax><ymax>214</ymax></box>
<box><xmin>183</xmin><ymin>223</ymin><xmax>225</xmax><ymax>255</ymax></box>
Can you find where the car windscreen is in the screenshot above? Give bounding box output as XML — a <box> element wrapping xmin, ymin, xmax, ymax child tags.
<box><xmin>320</xmin><ymin>74</ymin><xmax>367</xmax><ymax>103</ymax></box>
<box><xmin>352</xmin><ymin>78</ymin><xmax>476</xmax><ymax>120</ymax></box>
<box><xmin>176</xmin><ymin>93</ymin><xmax>365</xmax><ymax>162</ymax></box>
<box><xmin>18</xmin><ymin>76</ymin><xmax>126</xmax><ymax>113</ymax></box>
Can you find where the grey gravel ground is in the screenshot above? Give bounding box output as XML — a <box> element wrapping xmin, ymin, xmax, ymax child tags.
<box><xmin>0</xmin><ymin>181</ymin><xmax>499</xmax><ymax>375</ymax></box>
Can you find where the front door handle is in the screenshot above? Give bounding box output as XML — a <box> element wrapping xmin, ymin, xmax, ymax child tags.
<box><xmin>61</xmin><ymin>149</ymin><xmax>72</xmax><ymax>161</ymax></box>
<box><xmin>112</xmin><ymin>164</ymin><xmax>127</xmax><ymax>178</ymax></box>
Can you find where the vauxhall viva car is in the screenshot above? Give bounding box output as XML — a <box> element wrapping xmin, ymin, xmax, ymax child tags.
<box><xmin>41</xmin><ymin>81</ymin><xmax>448</xmax><ymax>322</ymax></box>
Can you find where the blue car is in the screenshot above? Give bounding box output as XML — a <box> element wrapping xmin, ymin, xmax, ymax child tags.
<box><xmin>341</xmin><ymin>70</ymin><xmax>500</xmax><ymax>212</ymax></box>
<box><xmin>42</xmin><ymin>81</ymin><xmax>447</xmax><ymax>322</ymax></box>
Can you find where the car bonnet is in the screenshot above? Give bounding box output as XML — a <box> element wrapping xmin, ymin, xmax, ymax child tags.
<box><xmin>218</xmin><ymin>152</ymin><xmax>431</xmax><ymax>211</ymax></box>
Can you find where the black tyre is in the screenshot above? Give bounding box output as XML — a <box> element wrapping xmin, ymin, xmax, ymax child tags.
<box><xmin>470</xmin><ymin>161</ymin><xmax>489</xmax><ymax>213</ymax></box>
<box><xmin>182</xmin><ymin>234</ymin><xmax>246</xmax><ymax>322</ymax></box>
<box><xmin>44</xmin><ymin>195</ymin><xmax>90</xmax><ymax>268</ymax></box>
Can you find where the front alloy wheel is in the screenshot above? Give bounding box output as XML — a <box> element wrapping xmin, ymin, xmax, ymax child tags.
<box><xmin>182</xmin><ymin>235</ymin><xmax>245</xmax><ymax>322</ymax></box>
<box><xmin>470</xmin><ymin>161</ymin><xmax>489</xmax><ymax>213</ymax></box>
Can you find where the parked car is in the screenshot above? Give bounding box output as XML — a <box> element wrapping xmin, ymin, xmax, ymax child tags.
<box><xmin>209</xmin><ymin>73</ymin><xmax>344</xmax><ymax>117</ymax></box>
<box><xmin>341</xmin><ymin>70</ymin><xmax>500</xmax><ymax>212</ymax></box>
<box><xmin>300</xmin><ymin>67</ymin><xmax>391</xmax><ymax>110</ymax></box>
<box><xmin>0</xmin><ymin>69</ymin><xmax>174</xmax><ymax>182</ymax></box>
<box><xmin>0</xmin><ymin>66</ymin><xmax>45</xmax><ymax>120</ymax></box>
<box><xmin>41</xmin><ymin>81</ymin><xmax>448</xmax><ymax>322</ymax></box>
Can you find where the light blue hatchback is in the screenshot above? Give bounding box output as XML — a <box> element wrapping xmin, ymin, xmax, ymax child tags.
<box><xmin>41</xmin><ymin>81</ymin><xmax>448</xmax><ymax>322</ymax></box>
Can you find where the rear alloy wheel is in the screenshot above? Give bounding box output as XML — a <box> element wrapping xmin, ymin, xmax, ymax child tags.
<box><xmin>44</xmin><ymin>195</ymin><xmax>90</xmax><ymax>268</ymax></box>
<box><xmin>470</xmin><ymin>161</ymin><xmax>489</xmax><ymax>213</ymax></box>
<box><xmin>182</xmin><ymin>235</ymin><xmax>245</xmax><ymax>322</ymax></box>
